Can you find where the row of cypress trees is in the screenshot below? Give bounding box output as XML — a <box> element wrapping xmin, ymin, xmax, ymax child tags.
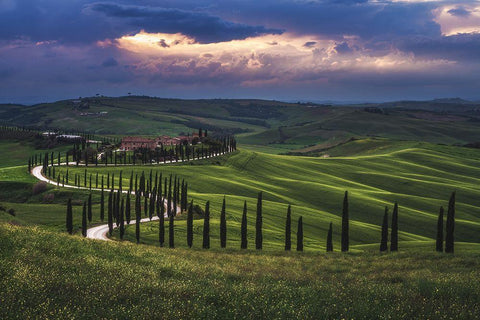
<box><xmin>30</xmin><ymin>135</ymin><xmax>237</xmax><ymax>171</ymax></box>
<box><xmin>67</xmin><ymin>188</ymin><xmax>458</xmax><ymax>253</ymax></box>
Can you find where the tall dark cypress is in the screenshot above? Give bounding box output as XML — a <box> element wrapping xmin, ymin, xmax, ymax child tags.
<box><xmin>187</xmin><ymin>200</ymin><xmax>193</xmax><ymax>248</ymax></box>
<box><xmin>129</xmin><ymin>171</ymin><xmax>133</xmax><ymax>193</ymax></box>
<box><xmin>66</xmin><ymin>198</ymin><xmax>73</xmax><ymax>234</ymax></box>
<box><xmin>255</xmin><ymin>192</ymin><xmax>263</xmax><ymax>250</ymax></box>
<box><xmin>436</xmin><ymin>206</ymin><xmax>444</xmax><ymax>252</ymax></box>
<box><xmin>326</xmin><ymin>222</ymin><xmax>333</xmax><ymax>252</ymax></box>
<box><xmin>181</xmin><ymin>179</ymin><xmax>185</xmax><ymax>211</ymax></box>
<box><xmin>220</xmin><ymin>196</ymin><xmax>227</xmax><ymax>248</ymax></box>
<box><xmin>87</xmin><ymin>193</ymin><xmax>92</xmax><ymax>222</ymax></box>
<box><xmin>159</xmin><ymin>197</ymin><xmax>165</xmax><ymax>247</ymax></box>
<box><xmin>82</xmin><ymin>201</ymin><xmax>87</xmax><ymax>237</ymax></box>
<box><xmin>126</xmin><ymin>193</ymin><xmax>131</xmax><ymax>224</ymax></box>
<box><xmin>285</xmin><ymin>205</ymin><xmax>292</xmax><ymax>251</ymax></box>
<box><xmin>116</xmin><ymin>191</ymin><xmax>121</xmax><ymax>227</ymax></box>
<box><xmin>100</xmin><ymin>181</ymin><xmax>105</xmax><ymax>221</ymax></box>
<box><xmin>380</xmin><ymin>206</ymin><xmax>388</xmax><ymax>252</ymax></box>
<box><xmin>341</xmin><ymin>191</ymin><xmax>349</xmax><ymax>252</ymax></box>
<box><xmin>390</xmin><ymin>202</ymin><xmax>398</xmax><ymax>252</ymax></box>
<box><xmin>445</xmin><ymin>192</ymin><xmax>456</xmax><ymax>253</ymax></box>
<box><xmin>241</xmin><ymin>201</ymin><xmax>248</xmax><ymax>249</ymax></box>
<box><xmin>108</xmin><ymin>190</ymin><xmax>113</xmax><ymax>236</ymax></box>
<box><xmin>173</xmin><ymin>176</ymin><xmax>177</xmax><ymax>214</ymax></box>
<box><xmin>135</xmin><ymin>194</ymin><xmax>141</xmax><ymax>244</ymax></box>
<box><xmin>119</xmin><ymin>198</ymin><xmax>125</xmax><ymax>240</ymax></box>
<box><xmin>202</xmin><ymin>201</ymin><xmax>210</xmax><ymax>249</ymax></box>
<box><xmin>143</xmin><ymin>196</ymin><xmax>148</xmax><ymax>218</ymax></box>
<box><xmin>169</xmin><ymin>215</ymin><xmax>174</xmax><ymax>248</ymax></box>
<box><xmin>296</xmin><ymin>216</ymin><xmax>303</xmax><ymax>252</ymax></box>
<box><xmin>167</xmin><ymin>175</ymin><xmax>172</xmax><ymax>216</ymax></box>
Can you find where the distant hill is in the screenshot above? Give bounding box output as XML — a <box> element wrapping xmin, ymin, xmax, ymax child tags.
<box><xmin>1</xmin><ymin>96</ymin><xmax>480</xmax><ymax>153</ymax></box>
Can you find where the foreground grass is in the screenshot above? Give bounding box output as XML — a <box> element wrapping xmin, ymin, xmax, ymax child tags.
<box><xmin>1</xmin><ymin>223</ymin><xmax>479</xmax><ymax>319</ymax></box>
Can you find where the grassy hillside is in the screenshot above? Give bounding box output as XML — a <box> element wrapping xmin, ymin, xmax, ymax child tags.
<box><xmin>1</xmin><ymin>223</ymin><xmax>480</xmax><ymax>319</ymax></box>
<box><xmin>3</xmin><ymin>96</ymin><xmax>480</xmax><ymax>154</ymax></box>
<box><xmin>53</xmin><ymin>142</ymin><xmax>480</xmax><ymax>251</ymax></box>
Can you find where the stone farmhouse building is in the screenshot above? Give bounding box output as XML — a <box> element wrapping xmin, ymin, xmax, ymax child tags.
<box><xmin>120</xmin><ymin>131</ymin><xmax>205</xmax><ymax>151</ymax></box>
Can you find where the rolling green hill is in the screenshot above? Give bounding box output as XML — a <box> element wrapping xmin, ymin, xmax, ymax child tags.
<box><xmin>50</xmin><ymin>142</ymin><xmax>480</xmax><ymax>251</ymax></box>
<box><xmin>3</xmin><ymin>96</ymin><xmax>480</xmax><ymax>154</ymax></box>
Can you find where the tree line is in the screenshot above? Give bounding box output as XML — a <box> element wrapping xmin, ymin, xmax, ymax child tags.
<box><xmin>66</xmin><ymin>188</ymin><xmax>459</xmax><ymax>253</ymax></box>
<box><xmin>28</xmin><ymin>135</ymin><xmax>237</xmax><ymax>171</ymax></box>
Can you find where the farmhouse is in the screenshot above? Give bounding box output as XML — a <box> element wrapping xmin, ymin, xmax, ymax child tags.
<box><xmin>121</xmin><ymin>137</ymin><xmax>157</xmax><ymax>151</ymax></box>
<box><xmin>121</xmin><ymin>131</ymin><xmax>206</xmax><ymax>151</ymax></box>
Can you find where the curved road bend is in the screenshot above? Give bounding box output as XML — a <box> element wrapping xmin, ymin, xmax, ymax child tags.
<box><xmin>30</xmin><ymin>153</ymin><xmax>229</xmax><ymax>240</ymax></box>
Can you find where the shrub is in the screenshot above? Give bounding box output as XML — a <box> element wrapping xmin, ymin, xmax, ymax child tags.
<box><xmin>32</xmin><ymin>182</ymin><xmax>48</xmax><ymax>195</ymax></box>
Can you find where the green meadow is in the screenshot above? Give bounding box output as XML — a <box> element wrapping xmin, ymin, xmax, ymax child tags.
<box><xmin>51</xmin><ymin>140</ymin><xmax>480</xmax><ymax>251</ymax></box>
<box><xmin>1</xmin><ymin>107</ymin><xmax>480</xmax><ymax>317</ymax></box>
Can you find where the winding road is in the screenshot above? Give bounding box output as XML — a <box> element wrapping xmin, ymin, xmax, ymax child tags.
<box><xmin>31</xmin><ymin>152</ymin><xmax>226</xmax><ymax>241</ymax></box>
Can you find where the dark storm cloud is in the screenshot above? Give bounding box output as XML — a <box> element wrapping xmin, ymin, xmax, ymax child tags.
<box><xmin>102</xmin><ymin>57</ymin><xmax>118</xmax><ymax>67</ymax></box>
<box><xmin>206</xmin><ymin>0</ymin><xmax>442</xmax><ymax>40</ymax></box>
<box><xmin>398</xmin><ymin>33</ymin><xmax>480</xmax><ymax>61</ymax></box>
<box><xmin>0</xmin><ymin>0</ymin><xmax>281</xmax><ymax>44</ymax></box>
<box><xmin>334</xmin><ymin>42</ymin><xmax>352</xmax><ymax>54</ymax></box>
<box><xmin>447</xmin><ymin>7</ymin><xmax>471</xmax><ymax>17</ymax></box>
<box><xmin>85</xmin><ymin>2</ymin><xmax>283</xmax><ymax>43</ymax></box>
<box><xmin>303</xmin><ymin>41</ymin><xmax>317</xmax><ymax>48</ymax></box>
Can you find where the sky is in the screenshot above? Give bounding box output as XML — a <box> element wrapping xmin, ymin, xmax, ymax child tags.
<box><xmin>1</xmin><ymin>0</ymin><xmax>480</xmax><ymax>104</ymax></box>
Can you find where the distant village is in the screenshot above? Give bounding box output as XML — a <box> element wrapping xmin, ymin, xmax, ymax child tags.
<box><xmin>120</xmin><ymin>131</ymin><xmax>207</xmax><ymax>151</ymax></box>
<box><xmin>42</xmin><ymin>130</ymin><xmax>208</xmax><ymax>151</ymax></box>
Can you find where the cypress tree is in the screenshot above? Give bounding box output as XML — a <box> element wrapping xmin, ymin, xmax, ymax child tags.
<box><xmin>108</xmin><ymin>190</ymin><xmax>113</xmax><ymax>236</ymax></box>
<box><xmin>445</xmin><ymin>192</ymin><xmax>456</xmax><ymax>253</ymax></box>
<box><xmin>82</xmin><ymin>201</ymin><xmax>87</xmax><ymax>237</ymax></box>
<box><xmin>100</xmin><ymin>182</ymin><xmax>104</xmax><ymax>221</ymax></box>
<box><xmin>380</xmin><ymin>206</ymin><xmax>388</xmax><ymax>252</ymax></box>
<box><xmin>159</xmin><ymin>197</ymin><xmax>165</xmax><ymax>247</ymax></box>
<box><xmin>87</xmin><ymin>193</ymin><xmax>92</xmax><ymax>222</ymax></box>
<box><xmin>169</xmin><ymin>215</ymin><xmax>174</xmax><ymax>248</ymax></box>
<box><xmin>149</xmin><ymin>194</ymin><xmax>154</xmax><ymax>221</ymax></box>
<box><xmin>436</xmin><ymin>206</ymin><xmax>444</xmax><ymax>252</ymax></box>
<box><xmin>187</xmin><ymin>200</ymin><xmax>193</xmax><ymax>248</ymax></box>
<box><xmin>220</xmin><ymin>196</ymin><xmax>227</xmax><ymax>248</ymax></box>
<box><xmin>119</xmin><ymin>198</ymin><xmax>125</xmax><ymax>240</ymax></box>
<box><xmin>116</xmin><ymin>191</ymin><xmax>121</xmax><ymax>227</ymax></box>
<box><xmin>390</xmin><ymin>202</ymin><xmax>398</xmax><ymax>252</ymax></box>
<box><xmin>135</xmin><ymin>194</ymin><xmax>141</xmax><ymax>244</ymax></box>
<box><xmin>126</xmin><ymin>193</ymin><xmax>131</xmax><ymax>224</ymax></box>
<box><xmin>341</xmin><ymin>191</ymin><xmax>349</xmax><ymax>252</ymax></box>
<box><xmin>326</xmin><ymin>222</ymin><xmax>333</xmax><ymax>252</ymax></box>
<box><xmin>144</xmin><ymin>196</ymin><xmax>148</xmax><ymax>218</ymax></box>
<box><xmin>285</xmin><ymin>205</ymin><xmax>291</xmax><ymax>251</ymax></box>
<box><xmin>66</xmin><ymin>198</ymin><xmax>73</xmax><ymax>234</ymax></box>
<box><xmin>167</xmin><ymin>175</ymin><xmax>172</xmax><ymax>216</ymax></box>
<box><xmin>296</xmin><ymin>216</ymin><xmax>303</xmax><ymax>251</ymax></box>
<box><xmin>255</xmin><ymin>192</ymin><xmax>263</xmax><ymax>250</ymax></box>
<box><xmin>129</xmin><ymin>171</ymin><xmax>133</xmax><ymax>193</ymax></box>
<box><xmin>202</xmin><ymin>201</ymin><xmax>210</xmax><ymax>249</ymax></box>
<box><xmin>241</xmin><ymin>201</ymin><xmax>248</xmax><ymax>249</ymax></box>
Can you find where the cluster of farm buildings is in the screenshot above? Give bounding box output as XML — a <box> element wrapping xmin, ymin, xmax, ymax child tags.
<box><xmin>120</xmin><ymin>132</ymin><xmax>206</xmax><ymax>151</ymax></box>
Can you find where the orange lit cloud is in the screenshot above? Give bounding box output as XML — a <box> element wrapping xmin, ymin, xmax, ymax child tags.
<box><xmin>434</xmin><ymin>4</ymin><xmax>480</xmax><ymax>36</ymax></box>
<box><xmin>104</xmin><ymin>31</ymin><xmax>454</xmax><ymax>86</ymax></box>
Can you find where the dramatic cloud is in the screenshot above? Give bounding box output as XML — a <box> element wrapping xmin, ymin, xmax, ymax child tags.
<box><xmin>85</xmin><ymin>2</ymin><xmax>283</xmax><ymax>43</ymax></box>
<box><xmin>448</xmin><ymin>7</ymin><xmax>471</xmax><ymax>17</ymax></box>
<box><xmin>0</xmin><ymin>0</ymin><xmax>480</xmax><ymax>103</ymax></box>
